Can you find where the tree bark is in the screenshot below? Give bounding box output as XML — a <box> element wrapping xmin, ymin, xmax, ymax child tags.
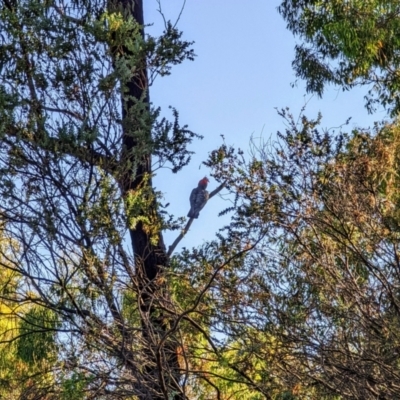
<box><xmin>116</xmin><ymin>1</ymin><xmax>184</xmax><ymax>398</ymax></box>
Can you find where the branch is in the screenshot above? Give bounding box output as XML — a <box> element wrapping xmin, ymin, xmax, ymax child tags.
<box><xmin>4</xmin><ymin>123</ymin><xmax>116</xmax><ymax>174</ymax></box>
<box><xmin>167</xmin><ymin>218</ymin><xmax>193</xmax><ymax>258</ymax></box>
<box><xmin>51</xmin><ymin>3</ymin><xmax>88</xmax><ymax>25</ymax></box>
<box><xmin>167</xmin><ymin>181</ymin><xmax>226</xmax><ymax>257</ymax></box>
<box><xmin>208</xmin><ymin>181</ymin><xmax>227</xmax><ymax>198</ymax></box>
<box><xmin>42</xmin><ymin>106</ymin><xmax>84</xmax><ymax>121</ymax></box>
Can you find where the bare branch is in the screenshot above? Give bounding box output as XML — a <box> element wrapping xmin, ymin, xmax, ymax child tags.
<box><xmin>209</xmin><ymin>181</ymin><xmax>227</xmax><ymax>198</ymax></box>
<box><xmin>51</xmin><ymin>3</ymin><xmax>88</xmax><ymax>25</ymax></box>
<box><xmin>42</xmin><ymin>106</ymin><xmax>85</xmax><ymax>121</ymax></box>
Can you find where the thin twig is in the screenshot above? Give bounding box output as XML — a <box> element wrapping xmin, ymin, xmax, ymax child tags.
<box><xmin>156</xmin><ymin>0</ymin><xmax>168</xmax><ymax>29</ymax></box>
<box><xmin>42</xmin><ymin>106</ymin><xmax>84</xmax><ymax>121</ymax></box>
<box><xmin>52</xmin><ymin>3</ymin><xmax>87</xmax><ymax>25</ymax></box>
<box><xmin>174</xmin><ymin>0</ymin><xmax>187</xmax><ymax>29</ymax></box>
<box><xmin>156</xmin><ymin>0</ymin><xmax>187</xmax><ymax>29</ymax></box>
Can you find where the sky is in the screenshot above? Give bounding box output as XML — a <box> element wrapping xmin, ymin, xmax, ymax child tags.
<box><xmin>143</xmin><ymin>0</ymin><xmax>386</xmax><ymax>252</ymax></box>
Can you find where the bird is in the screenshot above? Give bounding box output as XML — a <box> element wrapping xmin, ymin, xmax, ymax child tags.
<box><xmin>187</xmin><ymin>177</ymin><xmax>209</xmax><ymax>219</ymax></box>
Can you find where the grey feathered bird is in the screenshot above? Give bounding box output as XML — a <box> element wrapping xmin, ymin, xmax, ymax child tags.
<box><xmin>187</xmin><ymin>177</ymin><xmax>209</xmax><ymax>219</ymax></box>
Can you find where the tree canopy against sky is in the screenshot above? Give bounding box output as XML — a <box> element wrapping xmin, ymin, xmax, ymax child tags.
<box><xmin>1</xmin><ymin>0</ymin><xmax>400</xmax><ymax>399</ymax></box>
<box><xmin>279</xmin><ymin>0</ymin><xmax>400</xmax><ymax>114</ymax></box>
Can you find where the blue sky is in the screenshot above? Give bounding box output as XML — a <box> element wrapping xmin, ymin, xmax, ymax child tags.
<box><xmin>144</xmin><ymin>0</ymin><xmax>386</xmax><ymax>252</ymax></box>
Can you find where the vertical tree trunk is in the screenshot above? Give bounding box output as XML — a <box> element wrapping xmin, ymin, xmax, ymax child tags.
<box><xmin>116</xmin><ymin>1</ymin><xmax>184</xmax><ymax>398</ymax></box>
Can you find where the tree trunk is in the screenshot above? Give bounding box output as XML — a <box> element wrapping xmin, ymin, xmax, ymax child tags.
<box><xmin>117</xmin><ymin>1</ymin><xmax>183</xmax><ymax>398</ymax></box>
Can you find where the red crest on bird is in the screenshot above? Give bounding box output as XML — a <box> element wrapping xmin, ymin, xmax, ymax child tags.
<box><xmin>198</xmin><ymin>177</ymin><xmax>209</xmax><ymax>187</ymax></box>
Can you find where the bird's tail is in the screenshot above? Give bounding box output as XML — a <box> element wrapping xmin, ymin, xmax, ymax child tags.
<box><xmin>187</xmin><ymin>209</ymin><xmax>199</xmax><ymax>219</ymax></box>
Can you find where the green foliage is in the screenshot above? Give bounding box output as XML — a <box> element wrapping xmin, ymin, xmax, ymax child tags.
<box><xmin>152</xmin><ymin>106</ymin><xmax>203</xmax><ymax>173</ymax></box>
<box><xmin>125</xmin><ymin>173</ymin><xmax>163</xmax><ymax>245</ymax></box>
<box><xmin>0</xmin><ymin>231</ymin><xmax>59</xmax><ymax>399</ymax></box>
<box><xmin>61</xmin><ymin>372</ymin><xmax>90</xmax><ymax>400</ymax></box>
<box><xmin>279</xmin><ymin>0</ymin><xmax>400</xmax><ymax>114</ymax></box>
<box><xmin>0</xmin><ymin>0</ymin><xmax>199</xmax><ymax>397</ymax></box>
<box><xmin>16</xmin><ymin>307</ymin><xmax>58</xmax><ymax>365</ymax></box>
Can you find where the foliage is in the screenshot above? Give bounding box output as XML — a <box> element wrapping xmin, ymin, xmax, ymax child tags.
<box><xmin>0</xmin><ymin>230</ymin><xmax>59</xmax><ymax>399</ymax></box>
<box><xmin>0</xmin><ymin>0</ymin><xmax>196</xmax><ymax>398</ymax></box>
<box><xmin>205</xmin><ymin>109</ymin><xmax>400</xmax><ymax>398</ymax></box>
<box><xmin>2</xmin><ymin>0</ymin><xmax>400</xmax><ymax>399</ymax></box>
<box><xmin>279</xmin><ymin>0</ymin><xmax>400</xmax><ymax>114</ymax></box>
<box><xmin>16</xmin><ymin>307</ymin><xmax>59</xmax><ymax>365</ymax></box>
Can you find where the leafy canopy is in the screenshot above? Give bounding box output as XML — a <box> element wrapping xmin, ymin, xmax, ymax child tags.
<box><xmin>279</xmin><ymin>0</ymin><xmax>400</xmax><ymax>114</ymax></box>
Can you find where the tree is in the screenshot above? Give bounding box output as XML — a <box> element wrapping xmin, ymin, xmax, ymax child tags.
<box><xmin>4</xmin><ymin>0</ymin><xmax>400</xmax><ymax>398</ymax></box>
<box><xmin>0</xmin><ymin>227</ymin><xmax>61</xmax><ymax>399</ymax></box>
<box><xmin>0</xmin><ymin>0</ymin><xmax>199</xmax><ymax>398</ymax></box>
<box><xmin>207</xmin><ymin>109</ymin><xmax>400</xmax><ymax>399</ymax></box>
<box><xmin>278</xmin><ymin>0</ymin><xmax>400</xmax><ymax>114</ymax></box>
<box><xmin>0</xmin><ymin>1</ymin><xmax>311</xmax><ymax>396</ymax></box>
